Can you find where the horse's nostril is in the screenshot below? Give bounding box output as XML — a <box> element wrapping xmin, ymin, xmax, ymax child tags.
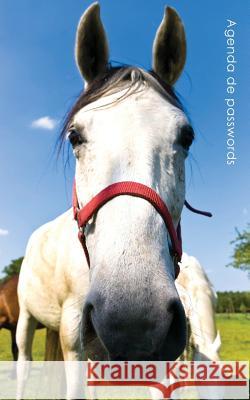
<box><xmin>82</xmin><ymin>302</ymin><xmax>96</xmax><ymax>344</ymax></box>
<box><xmin>167</xmin><ymin>297</ymin><xmax>181</xmax><ymax>314</ymax></box>
<box><xmin>163</xmin><ymin>298</ymin><xmax>187</xmax><ymax>360</ymax></box>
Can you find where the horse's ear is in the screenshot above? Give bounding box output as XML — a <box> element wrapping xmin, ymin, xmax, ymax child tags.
<box><xmin>75</xmin><ymin>2</ymin><xmax>109</xmax><ymax>83</ymax></box>
<box><xmin>152</xmin><ymin>7</ymin><xmax>186</xmax><ymax>86</ymax></box>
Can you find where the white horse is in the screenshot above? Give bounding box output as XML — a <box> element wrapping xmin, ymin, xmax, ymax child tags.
<box><xmin>176</xmin><ymin>253</ymin><xmax>221</xmax><ymax>361</ymax></box>
<box><xmin>17</xmin><ymin>2</ymin><xmax>198</xmax><ymax>395</ymax></box>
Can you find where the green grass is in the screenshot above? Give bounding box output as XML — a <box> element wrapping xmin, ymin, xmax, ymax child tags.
<box><xmin>0</xmin><ymin>329</ymin><xmax>46</xmax><ymax>361</ymax></box>
<box><xmin>0</xmin><ymin>314</ymin><xmax>249</xmax><ymax>361</ymax></box>
<box><xmin>216</xmin><ymin>313</ymin><xmax>250</xmax><ymax>361</ymax></box>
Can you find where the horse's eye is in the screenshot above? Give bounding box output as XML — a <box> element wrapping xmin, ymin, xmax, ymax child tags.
<box><xmin>66</xmin><ymin>129</ymin><xmax>85</xmax><ymax>147</ymax></box>
<box><xmin>179</xmin><ymin>125</ymin><xmax>194</xmax><ymax>150</ymax></box>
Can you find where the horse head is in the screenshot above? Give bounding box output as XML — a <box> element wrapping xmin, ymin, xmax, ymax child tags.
<box><xmin>63</xmin><ymin>3</ymin><xmax>193</xmax><ymax>360</ymax></box>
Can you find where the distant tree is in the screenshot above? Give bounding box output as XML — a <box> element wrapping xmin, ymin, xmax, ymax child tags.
<box><xmin>228</xmin><ymin>224</ymin><xmax>250</xmax><ymax>278</ymax></box>
<box><xmin>239</xmin><ymin>302</ymin><xmax>247</xmax><ymax>314</ymax></box>
<box><xmin>1</xmin><ymin>257</ymin><xmax>23</xmax><ymax>283</ymax></box>
<box><xmin>226</xmin><ymin>297</ymin><xmax>235</xmax><ymax>318</ymax></box>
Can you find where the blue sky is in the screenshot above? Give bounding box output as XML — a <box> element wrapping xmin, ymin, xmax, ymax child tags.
<box><xmin>0</xmin><ymin>0</ymin><xmax>249</xmax><ymax>290</ymax></box>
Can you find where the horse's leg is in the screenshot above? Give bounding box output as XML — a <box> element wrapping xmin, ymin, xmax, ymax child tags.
<box><xmin>16</xmin><ymin>306</ymin><xmax>37</xmax><ymax>399</ymax></box>
<box><xmin>11</xmin><ymin>326</ymin><xmax>18</xmax><ymax>361</ymax></box>
<box><xmin>59</xmin><ymin>300</ymin><xmax>85</xmax><ymax>399</ymax></box>
<box><xmin>16</xmin><ymin>307</ymin><xmax>37</xmax><ymax>361</ymax></box>
<box><xmin>8</xmin><ymin>326</ymin><xmax>19</xmax><ymax>380</ymax></box>
<box><xmin>59</xmin><ymin>297</ymin><xmax>85</xmax><ymax>361</ymax></box>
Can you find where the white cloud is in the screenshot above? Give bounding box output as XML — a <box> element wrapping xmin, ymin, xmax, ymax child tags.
<box><xmin>31</xmin><ymin>116</ymin><xmax>58</xmax><ymax>130</ymax></box>
<box><xmin>0</xmin><ymin>228</ymin><xmax>9</xmax><ymax>236</ymax></box>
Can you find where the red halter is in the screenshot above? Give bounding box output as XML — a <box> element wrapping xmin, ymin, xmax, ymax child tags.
<box><xmin>73</xmin><ymin>181</ymin><xmax>212</xmax><ymax>279</ymax></box>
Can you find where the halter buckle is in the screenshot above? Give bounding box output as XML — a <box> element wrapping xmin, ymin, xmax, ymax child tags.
<box><xmin>173</xmin><ymin>253</ymin><xmax>180</xmax><ymax>279</ymax></box>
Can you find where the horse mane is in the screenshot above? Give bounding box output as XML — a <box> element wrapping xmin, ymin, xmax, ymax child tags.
<box><xmin>179</xmin><ymin>253</ymin><xmax>217</xmax><ymax>312</ymax></box>
<box><xmin>57</xmin><ymin>66</ymin><xmax>183</xmax><ymax>153</ymax></box>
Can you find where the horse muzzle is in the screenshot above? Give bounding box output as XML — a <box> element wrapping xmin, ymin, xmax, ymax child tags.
<box><xmin>82</xmin><ymin>284</ymin><xmax>186</xmax><ymax>361</ymax></box>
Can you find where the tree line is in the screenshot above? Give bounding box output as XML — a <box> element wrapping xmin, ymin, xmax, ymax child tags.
<box><xmin>216</xmin><ymin>291</ymin><xmax>250</xmax><ymax>313</ymax></box>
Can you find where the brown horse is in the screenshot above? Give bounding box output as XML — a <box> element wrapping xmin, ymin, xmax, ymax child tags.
<box><xmin>0</xmin><ymin>275</ymin><xmax>19</xmax><ymax>360</ymax></box>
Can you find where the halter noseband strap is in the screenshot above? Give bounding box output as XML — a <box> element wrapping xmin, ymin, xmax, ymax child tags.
<box><xmin>73</xmin><ymin>181</ymin><xmax>212</xmax><ymax>279</ymax></box>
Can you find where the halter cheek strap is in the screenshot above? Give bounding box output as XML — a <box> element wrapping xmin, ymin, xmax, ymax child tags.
<box><xmin>73</xmin><ymin>181</ymin><xmax>212</xmax><ymax>279</ymax></box>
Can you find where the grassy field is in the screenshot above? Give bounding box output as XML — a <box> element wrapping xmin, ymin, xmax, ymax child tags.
<box><xmin>216</xmin><ymin>313</ymin><xmax>250</xmax><ymax>361</ymax></box>
<box><xmin>0</xmin><ymin>328</ymin><xmax>46</xmax><ymax>361</ymax></box>
<box><xmin>0</xmin><ymin>314</ymin><xmax>249</xmax><ymax>361</ymax></box>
